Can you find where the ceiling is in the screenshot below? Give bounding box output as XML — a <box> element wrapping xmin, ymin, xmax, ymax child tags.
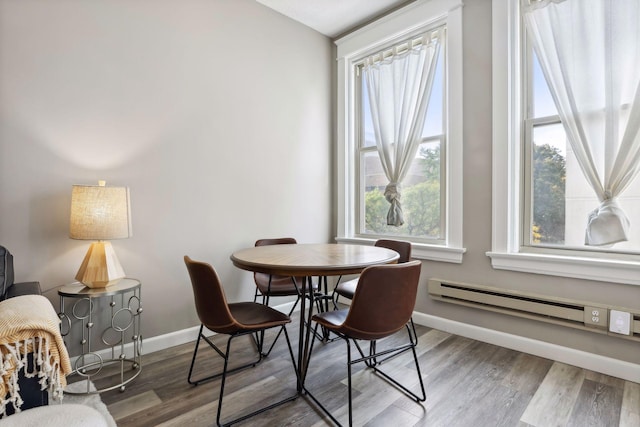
<box><xmin>255</xmin><ymin>0</ymin><xmax>413</xmax><ymax>39</ymax></box>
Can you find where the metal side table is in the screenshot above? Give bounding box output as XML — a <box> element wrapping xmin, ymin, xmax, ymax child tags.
<box><xmin>58</xmin><ymin>278</ymin><xmax>142</xmax><ymax>394</ymax></box>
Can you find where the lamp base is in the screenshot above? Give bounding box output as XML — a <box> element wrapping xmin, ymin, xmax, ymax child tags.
<box><xmin>75</xmin><ymin>241</ymin><xmax>125</xmax><ymax>288</ymax></box>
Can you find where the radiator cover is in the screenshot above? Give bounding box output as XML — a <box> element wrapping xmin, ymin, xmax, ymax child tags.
<box><xmin>428</xmin><ymin>278</ymin><xmax>640</xmax><ymax>342</ymax></box>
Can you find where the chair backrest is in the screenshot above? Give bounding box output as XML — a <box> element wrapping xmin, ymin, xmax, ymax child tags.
<box><xmin>374</xmin><ymin>239</ymin><xmax>412</xmax><ymax>263</ymax></box>
<box><xmin>255</xmin><ymin>237</ymin><xmax>297</xmax><ymax>247</ymax></box>
<box><xmin>341</xmin><ymin>260</ymin><xmax>421</xmax><ymax>341</ymax></box>
<box><xmin>254</xmin><ymin>238</ymin><xmax>298</xmax><ymax>283</ymax></box>
<box><xmin>0</xmin><ymin>246</ymin><xmax>15</xmax><ymax>299</ymax></box>
<box><xmin>184</xmin><ymin>256</ymin><xmax>239</xmax><ymax>334</ymax></box>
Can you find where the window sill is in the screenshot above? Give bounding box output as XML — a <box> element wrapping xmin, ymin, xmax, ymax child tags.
<box><xmin>336</xmin><ymin>237</ymin><xmax>465</xmax><ymax>263</ymax></box>
<box><xmin>486</xmin><ymin>251</ymin><xmax>640</xmax><ymax>286</ymax></box>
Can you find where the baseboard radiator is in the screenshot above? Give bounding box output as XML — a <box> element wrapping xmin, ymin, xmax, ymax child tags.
<box><xmin>428</xmin><ymin>278</ymin><xmax>640</xmax><ymax>342</ymax></box>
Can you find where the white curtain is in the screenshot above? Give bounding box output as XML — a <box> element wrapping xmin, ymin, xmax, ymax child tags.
<box><xmin>523</xmin><ymin>0</ymin><xmax>640</xmax><ymax>246</ymax></box>
<box><xmin>363</xmin><ymin>29</ymin><xmax>442</xmax><ymax>226</ymax></box>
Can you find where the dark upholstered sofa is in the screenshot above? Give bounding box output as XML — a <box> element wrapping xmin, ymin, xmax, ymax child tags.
<box><xmin>0</xmin><ymin>245</ymin><xmax>48</xmax><ymax>416</ymax></box>
<box><xmin>1</xmin><ymin>246</ymin><xmax>41</xmax><ymax>300</ymax></box>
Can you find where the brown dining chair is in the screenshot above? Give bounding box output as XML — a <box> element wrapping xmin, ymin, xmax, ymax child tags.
<box><xmin>332</xmin><ymin>239</ymin><xmax>412</xmax><ymax>305</ymax></box>
<box><xmin>308</xmin><ymin>260</ymin><xmax>425</xmax><ymax>427</ymax></box>
<box><xmin>184</xmin><ymin>256</ymin><xmax>299</xmax><ymax>427</ymax></box>
<box><xmin>253</xmin><ymin>237</ymin><xmax>318</xmax><ymax>355</ymax></box>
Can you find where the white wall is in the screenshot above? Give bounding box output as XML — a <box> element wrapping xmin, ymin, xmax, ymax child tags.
<box><xmin>0</xmin><ymin>0</ymin><xmax>333</xmax><ymax>341</ymax></box>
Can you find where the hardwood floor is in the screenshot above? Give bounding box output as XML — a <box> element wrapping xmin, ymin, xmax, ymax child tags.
<box><xmin>91</xmin><ymin>312</ymin><xmax>640</xmax><ymax>427</ymax></box>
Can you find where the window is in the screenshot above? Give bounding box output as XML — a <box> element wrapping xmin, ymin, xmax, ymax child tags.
<box><xmin>336</xmin><ymin>0</ymin><xmax>465</xmax><ymax>263</ymax></box>
<box><xmin>335</xmin><ymin>0</ymin><xmax>464</xmax><ymax>262</ymax></box>
<box><xmin>525</xmin><ymin>51</ymin><xmax>640</xmax><ymax>252</ymax></box>
<box><xmin>358</xmin><ymin>30</ymin><xmax>445</xmax><ymax>241</ymax></box>
<box><xmin>490</xmin><ymin>0</ymin><xmax>640</xmax><ymax>285</ymax></box>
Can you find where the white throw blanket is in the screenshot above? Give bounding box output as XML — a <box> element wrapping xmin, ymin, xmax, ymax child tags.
<box><xmin>0</xmin><ymin>295</ymin><xmax>72</xmax><ymax>415</ymax></box>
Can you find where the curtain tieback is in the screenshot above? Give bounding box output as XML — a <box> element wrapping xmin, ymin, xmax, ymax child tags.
<box><xmin>585</xmin><ymin>198</ymin><xmax>630</xmax><ymax>246</ymax></box>
<box><xmin>384</xmin><ymin>182</ymin><xmax>401</xmax><ymax>203</ymax></box>
<box><xmin>384</xmin><ymin>183</ymin><xmax>404</xmax><ymax>226</ymax></box>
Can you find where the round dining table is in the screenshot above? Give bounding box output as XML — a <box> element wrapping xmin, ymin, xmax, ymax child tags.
<box><xmin>231</xmin><ymin>243</ymin><xmax>399</xmax><ymax>276</ymax></box>
<box><xmin>230</xmin><ymin>243</ymin><xmax>400</xmax><ymax>392</ymax></box>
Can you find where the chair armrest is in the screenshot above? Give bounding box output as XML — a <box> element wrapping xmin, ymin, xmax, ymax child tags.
<box><xmin>6</xmin><ymin>281</ymin><xmax>41</xmax><ymax>298</ymax></box>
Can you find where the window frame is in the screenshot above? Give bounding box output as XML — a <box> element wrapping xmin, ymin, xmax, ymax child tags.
<box><xmin>335</xmin><ymin>0</ymin><xmax>465</xmax><ymax>263</ymax></box>
<box><xmin>355</xmin><ymin>42</ymin><xmax>447</xmax><ymax>243</ymax></box>
<box><xmin>488</xmin><ymin>0</ymin><xmax>640</xmax><ymax>285</ymax></box>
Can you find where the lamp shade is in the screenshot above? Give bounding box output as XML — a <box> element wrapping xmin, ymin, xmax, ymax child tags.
<box><xmin>70</xmin><ymin>183</ymin><xmax>132</xmax><ymax>240</ymax></box>
<box><xmin>70</xmin><ymin>181</ymin><xmax>132</xmax><ymax>288</ymax></box>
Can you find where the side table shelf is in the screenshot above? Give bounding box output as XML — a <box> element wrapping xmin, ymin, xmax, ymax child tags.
<box><xmin>58</xmin><ymin>278</ymin><xmax>143</xmax><ymax>394</ymax></box>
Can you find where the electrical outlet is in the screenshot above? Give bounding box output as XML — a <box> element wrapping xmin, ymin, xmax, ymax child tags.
<box><xmin>609</xmin><ymin>310</ymin><xmax>632</xmax><ymax>335</ymax></box>
<box><xmin>584</xmin><ymin>306</ymin><xmax>608</xmax><ymax>329</ymax></box>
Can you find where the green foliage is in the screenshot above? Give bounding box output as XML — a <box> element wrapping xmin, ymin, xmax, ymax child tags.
<box><xmin>363</xmin><ymin>142</ymin><xmax>566</xmax><ymax>244</ymax></box>
<box><xmin>404</xmin><ymin>181</ymin><xmax>440</xmax><ymax>238</ymax></box>
<box><xmin>364</xmin><ymin>145</ymin><xmax>441</xmax><ymax>238</ymax></box>
<box><xmin>364</xmin><ymin>189</ymin><xmax>390</xmax><ymax>233</ymax></box>
<box><xmin>418</xmin><ymin>145</ymin><xmax>440</xmax><ymax>180</ymax></box>
<box><xmin>532</xmin><ymin>143</ymin><xmax>566</xmax><ymax>243</ymax></box>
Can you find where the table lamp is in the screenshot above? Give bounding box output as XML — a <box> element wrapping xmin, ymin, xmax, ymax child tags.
<box><xmin>69</xmin><ymin>180</ymin><xmax>132</xmax><ymax>288</ymax></box>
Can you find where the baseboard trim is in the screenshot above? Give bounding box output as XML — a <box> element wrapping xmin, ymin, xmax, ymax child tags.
<box><xmin>412</xmin><ymin>312</ymin><xmax>640</xmax><ymax>383</ymax></box>
<box><xmin>72</xmin><ymin>304</ymin><xmax>639</xmax><ymax>384</ymax></box>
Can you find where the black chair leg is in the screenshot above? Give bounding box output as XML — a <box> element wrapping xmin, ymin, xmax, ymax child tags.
<box><xmin>217</xmin><ymin>331</ymin><xmax>299</xmax><ymax>427</ymax></box>
<box><xmin>188</xmin><ymin>325</ymin><xmax>262</xmax><ymax>386</ymax></box>
<box><xmin>306</xmin><ymin>324</ymin><xmax>425</xmax><ymax>427</ymax></box>
<box><xmin>188</xmin><ymin>327</ymin><xmax>298</xmax><ymax>427</ymax></box>
<box><xmin>366</xmin><ymin>325</ymin><xmax>426</xmax><ymax>403</ymax></box>
<box><xmin>304</xmin><ymin>323</ymin><xmax>343</xmax><ymax>426</ymax></box>
<box><xmin>331</xmin><ymin>275</ymin><xmax>343</xmax><ymax>309</ymax></box>
<box><xmin>216</xmin><ymin>337</ymin><xmax>233</xmax><ymax>426</ymax></box>
<box><xmin>187</xmin><ymin>324</ymin><xmax>205</xmax><ymax>385</ymax></box>
<box><xmin>255</xmin><ymin>276</ymin><xmax>306</xmax><ymax>357</ymax></box>
<box><xmin>306</xmin><ymin>328</ymin><xmax>357</xmax><ymax>426</ymax></box>
<box><xmin>258</xmin><ymin>295</ymin><xmax>302</xmax><ymax>357</ymax></box>
<box><xmin>347</xmin><ymin>339</ymin><xmax>354</xmax><ymax>427</ymax></box>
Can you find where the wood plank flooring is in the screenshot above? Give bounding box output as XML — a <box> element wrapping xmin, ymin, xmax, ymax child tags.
<box><xmin>88</xmin><ymin>312</ymin><xmax>640</xmax><ymax>427</ymax></box>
